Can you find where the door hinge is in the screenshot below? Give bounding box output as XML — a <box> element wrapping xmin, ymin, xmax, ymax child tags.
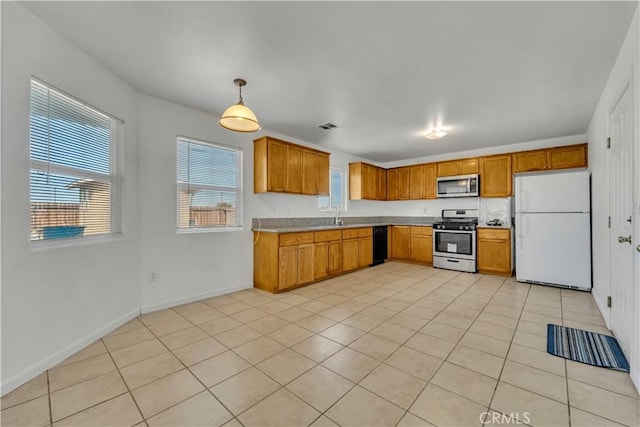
<box><xmin>607</xmin><ymin>137</ymin><xmax>611</xmax><ymax>149</ymax></box>
<box><xmin>608</xmin><ymin>217</ymin><xmax>611</xmax><ymax>228</ymax></box>
<box><xmin>607</xmin><ymin>296</ymin><xmax>612</xmax><ymax>308</ymax></box>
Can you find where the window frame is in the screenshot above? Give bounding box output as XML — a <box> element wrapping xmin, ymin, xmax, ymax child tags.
<box><xmin>319</xmin><ymin>167</ymin><xmax>348</xmax><ymax>212</ymax></box>
<box><xmin>176</xmin><ymin>135</ymin><xmax>243</xmax><ymax>233</ymax></box>
<box><xmin>29</xmin><ymin>78</ymin><xmax>123</xmax><ymax>247</ymax></box>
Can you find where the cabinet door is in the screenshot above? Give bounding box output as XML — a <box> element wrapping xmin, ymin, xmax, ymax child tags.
<box><xmin>302</xmin><ymin>150</ymin><xmax>317</xmax><ymax>195</ymax></box>
<box><xmin>547</xmin><ymin>144</ymin><xmax>587</xmax><ymax>170</ymax></box>
<box><xmin>314</xmin><ymin>242</ymin><xmax>329</xmax><ymax>279</ymax></box>
<box><xmin>278</xmin><ymin>246</ymin><xmax>298</xmax><ymax>290</ymax></box>
<box><xmin>437</xmin><ymin>161</ymin><xmax>459</xmax><ymax>177</ymax></box>
<box><xmin>342</xmin><ymin>239</ymin><xmax>359</xmax><ymax>271</ymax></box>
<box><xmin>297</xmin><ymin>244</ymin><xmax>315</xmax><ymax>285</ymax></box>
<box><xmin>480</xmin><ymin>154</ymin><xmax>512</xmax><ymax>197</ymax></box>
<box><xmin>358</xmin><ymin>237</ymin><xmax>373</xmax><ymax>267</ymax></box>
<box><xmin>391</xmin><ymin>226</ymin><xmax>411</xmax><ymax>260</ymax></box>
<box><xmin>316</xmin><ymin>153</ymin><xmax>330</xmax><ymax>196</ymax></box>
<box><xmin>377</xmin><ymin>168</ymin><xmax>387</xmax><ymax>200</ymax></box>
<box><xmin>287</xmin><ymin>146</ymin><xmax>303</xmax><ymax>194</ymax></box>
<box><xmin>424</xmin><ymin>163</ymin><xmax>437</xmax><ymax>199</ymax></box>
<box><xmin>459</xmin><ymin>158</ymin><xmax>479</xmax><ymax>174</ymax></box>
<box><xmin>478</xmin><ymin>238</ymin><xmax>511</xmax><ymax>275</ymax></box>
<box><xmin>397</xmin><ymin>168</ymin><xmax>410</xmax><ymax>200</ymax></box>
<box><xmin>410</xmin><ymin>235</ymin><xmax>432</xmax><ymax>264</ymax></box>
<box><xmin>267</xmin><ymin>140</ymin><xmax>288</xmax><ymax>192</ymax></box>
<box><xmin>386</xmin><ymin>169</ymin><xmax>398</xmax><ymax>200</ymax></box>
<box><xmin>328</xmin><ymin>241</ymin><xmax>342</xmax><ymax>275</ymax></box>
<box><xmin>409</xmin><ymin>165</ymin><xmax>425</xmax><ymax>200</ymax></box>
<box><xmin>512</xmin><ymin>149</ymin><xmax>548</xmax><ymax>173</ymax></box>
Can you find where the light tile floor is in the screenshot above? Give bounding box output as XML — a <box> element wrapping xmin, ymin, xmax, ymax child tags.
<box><xmin>2</xmin><ymin>262</ymin><xmax>639</xmax><ymax>427</ymax></box>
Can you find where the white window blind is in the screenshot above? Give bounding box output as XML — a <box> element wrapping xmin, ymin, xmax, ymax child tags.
<box><xmin>29</xmin><ymin>79</ymin><xmax>121</xmax><ymax>242</ymax></box>
<box><xmin>177</xmin><ymin>136</ymin><xmax>242</xmax><ymax>230</ymax></box>
<box><xmin>319</xmin><ymin>168</ymin><xmax>347</xmax><ymax>211</ymax></box>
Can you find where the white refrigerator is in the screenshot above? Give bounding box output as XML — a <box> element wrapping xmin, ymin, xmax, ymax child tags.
<box><xmin>515</xmin><ymin>170</ymin><xmax>591</xmax><ymax>290</ymax></box>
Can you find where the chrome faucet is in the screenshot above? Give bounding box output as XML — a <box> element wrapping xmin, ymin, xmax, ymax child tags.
<box><xmin>334</xmin><ymin>207</ymin><xmax>343</xmax><ymax>226</ymax></box>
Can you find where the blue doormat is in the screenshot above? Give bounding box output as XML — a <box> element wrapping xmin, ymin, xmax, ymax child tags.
<box><xmin>547</xmin><ymin>324</ymin><xmax>629</xmax><ymax>372</ymax></box>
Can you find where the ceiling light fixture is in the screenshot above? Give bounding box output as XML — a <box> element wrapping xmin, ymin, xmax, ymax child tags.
<box><xmin>219</xmin><ymin>78</ymin><xmax>261</xmax><ymax>133</ymax></box>
<box><xmin>425</xmin><ymin>129</ymin><xmax>448</xmax><ymax>140</ymax></box>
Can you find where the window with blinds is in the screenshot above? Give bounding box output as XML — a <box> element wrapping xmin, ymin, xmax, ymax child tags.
<box><xmin>177</xmin><ymin>136</ymin><xmax>242</xmax><ymax>230</ymax></box>
<box><xmin>29</xmin><ymin>79</ymin><xmax>122</xmax><ymax>242</ymax></box>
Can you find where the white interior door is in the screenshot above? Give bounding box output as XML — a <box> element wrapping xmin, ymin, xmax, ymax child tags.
<box><xmin>609</xmin><ymin>83</ymin><xmax>634</xmax><ymax>359</ymax></box>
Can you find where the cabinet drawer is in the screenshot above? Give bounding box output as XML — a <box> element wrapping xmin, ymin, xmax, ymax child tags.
<box><xmin>314</xmin><ymin>229</ymin><xmax>342</xmax><ymax>242</ymax></box>
<box><xmin>358</xmin><ymin>227</ymin><xmax>373</xmax><ymax>238</ymax></box>
<box><xmin>410</xmin><ymin>226</ymin><xmax>432</xmax><ymax>236</ymax></box>
<box><xmin>342</xmin><ymin>228</ymin><xmax>359</xmax><ymax>239</ymax></box>
<box><xmin>478</xmin><ymin>228</ymin><xmax>510</xmax><ymax>241</ymax></box>
<box><xmin>279</xmin><ymin>232</ymin><xmax>314</xmax><ymax>246</ymax></box>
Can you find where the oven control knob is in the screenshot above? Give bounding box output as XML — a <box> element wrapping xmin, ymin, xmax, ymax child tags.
<box><xmin>459</xmin><ymin>226</ymin><xmax>463</xmax><ymax>230</ymax></box>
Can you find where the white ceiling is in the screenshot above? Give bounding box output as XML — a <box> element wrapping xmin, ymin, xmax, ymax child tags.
<box><xmin>20</xmin><ymin>1</ymin><xmax>637</xmax><ymax>162</ymax></box>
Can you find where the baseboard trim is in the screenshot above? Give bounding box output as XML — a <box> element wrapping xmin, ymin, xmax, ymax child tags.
<box><xmin>140</xmin><ymin>283</ymin><xmax>254</xmax><ymax>314</ymax></box>
<box><xmin>1</xmin><ymin>307</ymin><xmax>140</xmax><ymax>396</ymax></box>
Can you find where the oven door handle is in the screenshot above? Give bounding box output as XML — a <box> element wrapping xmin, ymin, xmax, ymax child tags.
<box><xmin>433</xmin><ymin>229</ymin><xmax>476</xmax><ymax>234</ymax></box>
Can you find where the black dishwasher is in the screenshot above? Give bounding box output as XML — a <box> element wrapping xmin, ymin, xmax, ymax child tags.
<box><xmin>372</xmin><ymin>226</ymin><xmax>388</xmax><ymax>266</ymax></box>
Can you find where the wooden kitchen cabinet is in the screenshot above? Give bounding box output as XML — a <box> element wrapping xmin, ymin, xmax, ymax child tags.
<box><xmin>278</xmin><ymin>242</ymin><xmax>314</xmax><ymax>290</ymax></box>
<box><xmin>410</xmin><ymin>226</ymin><xmax>433</xmax><ymax>264</ymax></box>
<box><xmin>391</xmin><ymin>226</ymin><xmax>411</xmax><ymax>260</ymax></box>
<box><xmin>512</xmin><ymin>144</ymin><xmax>587</xmax><ymax>173</ymax></box>
<box><xmin>313</xmin><ymin>230</ymin><xmax>342</xmax><ymax>279</ymax></box>
<box><xmin>386</xmin><ymin>168</ymin><xmax>398</xmax><ymax>200</ymax></box>
<box><xmin>480</xmin><ymin>154</ymin><xmax>512</xmax><ymax>197</ymax></box>
<box><xmin>254</xmin><ymin>136</ymin><xmax>330</xmax><ymax>195</ymax></box>
<box><xmin>397</xmin><ymin>167</ymin><xmax>410</xmax><ymax>200</ymax></box>
<box><xmin>477</xmin><ymin>228</ymin><xmax>512</xmax><ymax>276</ymax></box>
<box><xmin>424</xmin><ymin>163</ymin><xmax>437</xmax><ymax>199</ymax></box>
<box><xmin>409</xmin><ymin>165</ymin><xmax>425</xmax><ymax>199</ymax></box>
<box><xmin>358</xmin><ymin>227</ymin><xmax>373</xmax><ymax>267</ymax></box>
<box><xmin>342</xmin><ymin>238</ymin><xmax>360</xmax><ymax>271</ymax></box>
<box><xmin>512</xmin><ymin>149</ymin><xmax>548</xmax><ymax>173</ymax></box>
<box><xmin>547</xmin><ymin>144</ymin><xmax>587</xmax><ymax>170</ymax></box>
<box><xmin>349</xmin><ymin>162</ymin><xmax>385</xmax><ymax>200</ymax></box>
<box><xmin>437</xmin><ymin>158</ymin><xmax>479</xmax><ymax>177</ymax></box>
<box><xmin>302</xmin><ymin>150</ymin><xmax>330</xmax><ymax>196</ymax></box>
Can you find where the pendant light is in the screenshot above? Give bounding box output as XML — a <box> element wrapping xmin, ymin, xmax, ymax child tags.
<box><xmin>219</xmin><ymin>78</ymin><xmax>261</xmax><ymax>132</ymax></box>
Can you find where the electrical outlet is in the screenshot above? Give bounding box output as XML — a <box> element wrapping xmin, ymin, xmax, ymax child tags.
<box><xmin>149</xmin><ymin>272</ymin><xmax>158</xmax><ymax>283</ymax></box>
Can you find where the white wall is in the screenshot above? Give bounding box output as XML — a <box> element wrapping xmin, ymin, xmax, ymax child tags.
<box><xmin>1</xmin><ymin>2</ymin><xmax>141</xmax><ymax>394</ymax></box>
<box><xmin>586</xmin><ymin>7</ymin><xmax>639</xmax><ymax>390</ymax></box>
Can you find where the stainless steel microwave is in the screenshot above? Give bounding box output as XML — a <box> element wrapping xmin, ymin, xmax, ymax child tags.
<box><xmin>436</xmin><ymin>174</ymin><xmax>479</xmax><ymax>198</ymax></box>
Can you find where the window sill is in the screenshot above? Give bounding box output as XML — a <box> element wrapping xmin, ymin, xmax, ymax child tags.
<box><xmin>177</xmin><ymin>226</ymin><xmax>244</xmax><ymax>235</ymax></box>
<box><xmin>31</xmin><ymin>233</ymin><xmax>125</xmax><ymax>252</ymax></box>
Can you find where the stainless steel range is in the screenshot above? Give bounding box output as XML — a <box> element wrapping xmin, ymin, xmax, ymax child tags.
<box><xmin>433</xmin><ymin>209</ymin><xmax>478</xmax><ymax>273</ymax></box>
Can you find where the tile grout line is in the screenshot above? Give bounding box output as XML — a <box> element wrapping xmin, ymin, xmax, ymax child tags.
<box><xmin>46</xmin><ymin>370</ymin><xmax>53</xmax><ymax>427</ymax></box>
<box><xmin>100</xmin><ymin>337</ymin><xmax>149</xmax><ymax>427</ymax></box>
<box><xmin>561</xmin><ymin>291</ymin><xmax>572</xmax><ymax>427</ymax></box>
<box><xmin>481</xmin><ymin>279</ymin><xmax>531</xmax><ymax>426</ymax></box>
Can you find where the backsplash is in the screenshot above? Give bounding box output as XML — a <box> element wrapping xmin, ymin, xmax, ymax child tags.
<box><xmin>479</xmin><ymin>197</ymin><xmax>512</xmax><ymax>226</ymax></box>
<box><xmin>252</xmin><ymin>216</ymin><xmax>440</xmax><ymax>229</ymax></box>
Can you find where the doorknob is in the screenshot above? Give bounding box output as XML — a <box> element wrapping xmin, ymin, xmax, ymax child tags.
<box><xmin>618</xmin><ymin>235</ymin><xmax>632</xmax><ymax>244</ymax></box>
<box><xmin>637</xmin><ymin>244</ymin><xmax>640</xmax><ymax>253</ymax></box>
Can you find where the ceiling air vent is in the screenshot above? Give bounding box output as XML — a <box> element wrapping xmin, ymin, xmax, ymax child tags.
<box><xmin>317</xmin><ymin>122</ymin><xmax>339</xmax><ymax>130</ymax></box>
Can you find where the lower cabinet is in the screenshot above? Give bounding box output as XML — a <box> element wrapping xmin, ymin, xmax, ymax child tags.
<box><xmin>314</xmin><ymin>240</ymin><xmax>341</xmax><ymax>279</ymax></box>
<box><xmin>278</xmin><ymin>243</ymin><xmax>314</xmax><ymax>291</ymax></box>
<box><xmin>391</xmin><ymin>226</ymin><xmax>411</xmax><ymax>260</ymax></box>
<box><xmin>342</xmin><ymin>238</ymin><xmax>360</xmax><ymax>272</ymax></box>
<box><xmin>410</xmin><ymin>226</ymin><xmax>432</xmax><ymax>264</ymax></box>
<box><xmin>477</xmin><ymin>228</ymin><xmax>512</xmax><ymax>276</ymax></box>
<box><xmin>392</xmin><ymin>225</ymin><xmax>432</xmax><ymax>265</ymax></box>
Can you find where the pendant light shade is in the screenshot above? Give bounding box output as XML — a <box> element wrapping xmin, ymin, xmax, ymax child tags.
<box><xmin>219</xmin><ymin>78</ymin><xmax>261</xmax><ymax>132</ymax></box>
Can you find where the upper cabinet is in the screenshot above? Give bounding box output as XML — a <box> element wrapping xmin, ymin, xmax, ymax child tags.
<box><xmin>254</xmin><ymin>136</ymin><xmax>330</xmax><ymax>195</ymax></box>
<box><xmin>547</xmin><ymin>144</ymin><xmax>588</xmax><ymax>170</ymax></box>
<box><xmin>349</xmin><ymin>162</ymin><xmax>386</xmax><ymax>200</ymax></box>
<box><xmin>513</xmin><ymin>143</ymin><xmax>587</xmax><ymax>173</ymax></box>
<box><xmin>437</xmin><ymin>158</ymin><xmax>479</xmax><ymax>177</ymax></box>
<box><xmin>480</xmin><ymin>154</ymin><xmax>512</xmax><ymax>197</ymax></box>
